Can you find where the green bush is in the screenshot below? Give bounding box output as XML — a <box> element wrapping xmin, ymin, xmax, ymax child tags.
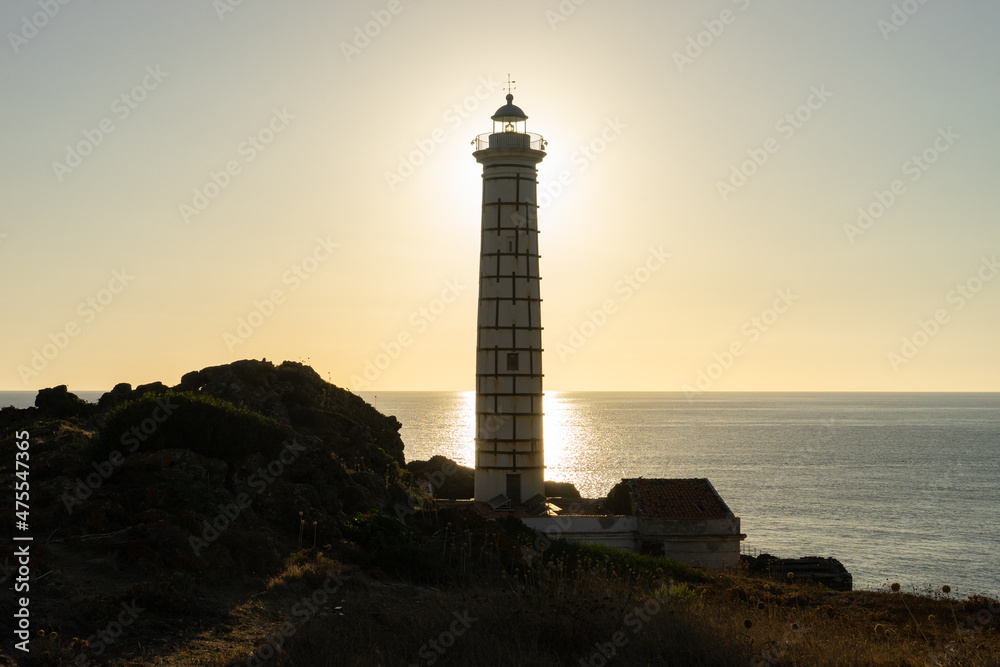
<box><xmin>655</xmin><ymin>580</ymin><xmax>703</xmax><ymax>607</ymax></box>
<box><xmin>339</xmin><ymin>509</ymin><xmax>414</xmax><ymax>551</ymax></box>
<box><xmin>338</xmin><ymin>509</ymin><xmax>459</xmax><ymax>581</ymax></box>
<box><xmin>90</xmin><ymin>391</ymin><xmax>289</xmax><ymax>461</ymax></box>
<box><xmin>540</xmin><ymin>539</ymin><xmax>708</xmax><ymax>584</ymax></box>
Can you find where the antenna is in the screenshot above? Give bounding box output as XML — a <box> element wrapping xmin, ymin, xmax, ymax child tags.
<box><xmin>504</xmin><ymin>74</ymin><xmax>516</xmax><ymax>96</ymax></box>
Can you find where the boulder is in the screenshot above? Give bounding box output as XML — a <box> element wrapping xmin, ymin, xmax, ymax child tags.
<box><xmin>744</xmin><ymin>553</ymin><xmax>853</xmax><ymax>591</ymax></box>
<box><xmin>35</xmin><ymin>385</ymin><xmax>92</xmax><ymax>418</ymax></box>
<box><xmin>97</xmin><ymin>382</ymin><xmax>133</xmax><ymax>410</ymax></box>
<box><xmin>407</xmin><ymin>455</ymin><xmax>474</xmax><ymax>499</ymax></box>
<box><xmin>134</xmin><ymin>381</ymin><xmax>169</xmax><ymax>396</ymax></box>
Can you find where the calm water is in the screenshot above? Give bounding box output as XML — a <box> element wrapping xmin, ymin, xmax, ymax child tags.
<box><xmin>5</xmin><ymin>390</ymin><xmax>997</xmax><ymax>598</ymax></box>
<box><xmin>360</xmin><ymin>391</ymin><xmax>1000</xmax><ymax>599</ymax></box>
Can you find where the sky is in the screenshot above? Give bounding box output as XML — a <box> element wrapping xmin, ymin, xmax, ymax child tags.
<box><xmin>2</xmin><ymin>0</ymin><xmax>998</xmax><ymax>393</ymax></box>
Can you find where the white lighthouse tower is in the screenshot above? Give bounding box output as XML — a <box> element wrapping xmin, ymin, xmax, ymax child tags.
<box><xmin>472</xmin><ymin>85</ymin><xmax>547</xmax><ymax>506</ymax></box>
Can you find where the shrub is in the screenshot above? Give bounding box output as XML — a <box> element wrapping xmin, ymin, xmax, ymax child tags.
<box><xmin>90</xmin><ymin>391</ymin><xmax>289</xmax><ymax>461</ymax></box>
<box><xmin>339</xmin><ymin>509</ymin><xmax>414</xmax><ymax>551</ymax></box>
<box><xmin>338</xmin><ymin>510</ymin><xmax>457</xmax><ymax>582</ymax></box>
<box><xmin>540</xmin><ymin>539</ymin><xmax>708</xmax><ymax>584</ymax></box>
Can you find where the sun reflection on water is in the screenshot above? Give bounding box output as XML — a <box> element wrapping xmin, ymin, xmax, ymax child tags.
<box><xmin>543</xmin><ymin>391</ymin><xmax>570</xmax><ymax>476</ymax></box>
<box><xmin>458</xmin><ymin>390</ymin><xmax>475</xmax><ymax>467</ymax></box>
<box><xmin>460</xmin><ymin>390</ymin><xmax>575</xmax><ymax>479</ymax></box>
<box><xmin>437</xmin><ymin>391</ymin><xmax>594</xmax><ymax>493</ymax></box>
<box><xmin>365</xmin><ymin>390</ymin><xmax>614</xmax><ymax>498</ymax></box>
<box><xmin>543</xmin><ymin>392</ymin><xmax>616</xmax><ymax>497</ymax></box>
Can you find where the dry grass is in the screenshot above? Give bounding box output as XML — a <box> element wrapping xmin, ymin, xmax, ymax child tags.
<box><xmin>140</xmin><ymin>546</ymin><xmax>999</xmax><ymax>667</ymax></box>
<box><xmin>10</xmin><ymin>536</ymin><xmax>999</xmax><ymax>667</ymax></box>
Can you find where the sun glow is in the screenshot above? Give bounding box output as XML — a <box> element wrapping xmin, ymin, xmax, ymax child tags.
<box><xmin>458</xmin><ymin>390</ymin><xmax>476</xmax><ymax>468</ymax></box>
<box><xmin>543</xmin><ymin>391</ymin><xmax>571</xmax><ymax>481</ymax></box>
<box><xmin>460</xmin><ymin>390</ymin><xmax>573</xmax><ymax>480</ymax></box>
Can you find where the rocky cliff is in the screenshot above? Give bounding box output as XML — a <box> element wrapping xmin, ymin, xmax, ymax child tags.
<box><xmin>0</xmin><ymin>360</ymin><xmax>415</xmax><ymax>580</ymax></box>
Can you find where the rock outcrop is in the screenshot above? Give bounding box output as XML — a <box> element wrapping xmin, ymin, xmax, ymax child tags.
<box><xmin>34</xmin><ymin>384</ymin><xmax>94</xmax><ymax>418</ymax></box>
<box><xmin>743</xmin><ymin>553</ymin><xmax>853</xmax><ymax>591</ymax></box>
<box><xmin>96</xmin><ymin>359</ymin><xmax>405</xmax><ymax>469</ymax></box>
<box><xmin>4</xmin><ymin>359</ymin><xmax>413</xmax><ymax>577</ymax></box>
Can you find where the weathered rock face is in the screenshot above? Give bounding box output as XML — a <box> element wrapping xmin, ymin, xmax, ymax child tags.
<box><xmin>99</xmin><ymin>359</ymin><xmax>405</xmax><ymax>470</ymax></box>
<box><xmin>743</xmin><ymin>553</ymin><xmax>853</xmax><ymax>591</ymax></box>
<box><xmin>545</xmin><ymin>481</ymin><xmax>582</xmax><ymax>500</ymax></box>
<box><xmin>12</xmin><ymin>360</ymin><xmax>414</xmax><ymax>577</ymax></box>
<box><xmin>134</xmin><ymin>381</ymin><xmax>169</xmax><ymax>396</ymax></box>
<box><xmin>35</xmin><ymin>385</ymin><xmax>94</xmax><ymax>418</ymax></box>
<box><xmin>407</xmin><ymin>455</ymin><xmax>474</xmax><ymax>499</ymax></box>
<box><xmin>97</xmin><ymin>382</ymin><xmax>133</xmax><ymax>410</ymax></box>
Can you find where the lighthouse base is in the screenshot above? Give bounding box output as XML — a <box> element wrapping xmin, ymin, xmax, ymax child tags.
<box><xmin>474</xmin><ymin>468</ymin><xmax>544</xmax><ymax>506</ymax></box>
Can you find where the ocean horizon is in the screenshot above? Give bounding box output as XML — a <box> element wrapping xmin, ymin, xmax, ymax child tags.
<box><xmin>5</xmin><ymin>389</ymin><xmax>997</xmax><ymax>600</ymax></box>
<box><xmin>5</xmin><ymin>389</ymin><xmax>999</xmax><ymax>409</ymax></box>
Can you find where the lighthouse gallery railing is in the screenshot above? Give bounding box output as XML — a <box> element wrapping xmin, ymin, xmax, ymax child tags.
<box><xmin>473</xmin><ymin>132</ymin><xmax>546</xmax><ymax>151</ymax></box>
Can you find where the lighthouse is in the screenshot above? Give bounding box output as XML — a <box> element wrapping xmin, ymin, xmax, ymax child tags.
<box><xmin>472</xmin><ymin>87</ymin><xmax>547</xmax><ymax>506</ymax></box>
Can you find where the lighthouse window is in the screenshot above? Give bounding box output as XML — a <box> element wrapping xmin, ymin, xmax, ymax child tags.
<box><xmin>508</xmin><ymin>240</ymin><xmax>513</xmax><ymax>252</ymax></box>
<box><xmin>506</xmin><ymin>352</ymin><xmax>519</xmax><ymax>370</ymax></box>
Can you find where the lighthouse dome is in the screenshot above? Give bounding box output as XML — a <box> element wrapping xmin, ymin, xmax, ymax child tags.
<box><xmin>491</xmin><ymin>94</ymin><xmax>528</xmax><ymax>122</ymax></box>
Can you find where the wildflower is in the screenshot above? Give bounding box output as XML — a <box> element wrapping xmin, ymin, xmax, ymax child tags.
<box><xmin>874</xmin><ymin>623</ymin><xmax>885</xmax><ymax>635</ymax></box>
<box><xmin>786</xmin><ymin>572</ymin><xmax>794</xmax><ymax>580</ymax></box>
<box><xmin>941</xmin><ymin>585</ymin><xmax>951</xmax><ymax>594</ymax></box>
<box><xmin>890</xmin><ymin>582</ymin><xmax>901</xmax><ymax>592</ymax></box>
<box><xmin>744</xmin><ymin>619</ymin><xmax>753</xmax><ymax>629</ymax></box>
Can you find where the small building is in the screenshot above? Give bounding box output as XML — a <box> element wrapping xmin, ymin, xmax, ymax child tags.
<box><xmin>607</xmin><ymin>478</ymin><xmax>745</xmax><ymax>569</ymax></box>
<box><xmin>519</xmin><ymin>478</ymin><xmax>745</xmax><ymax>569</ymax></box>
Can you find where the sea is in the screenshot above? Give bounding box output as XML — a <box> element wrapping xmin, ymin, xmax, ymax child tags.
<box><xmin>4</xmin><ymin>390</ymin><xmax>998</xmax><ymax>600</ymax></box>
<box><xmin>356</xmin><ymin>391</ymin><xmax>1000</xmax><ymax>600</ymax></box>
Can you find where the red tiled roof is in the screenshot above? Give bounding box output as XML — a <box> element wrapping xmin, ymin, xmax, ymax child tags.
<box><xmin>620</xmin><ymin>478</ymin><xmax>735</xmax><ymax>520</ymax></box>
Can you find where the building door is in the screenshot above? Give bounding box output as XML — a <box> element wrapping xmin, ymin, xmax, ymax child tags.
<box><xmin>506</xmin><ymin>474</ymin><xmax>521</xmax><ymax>505</ymax></box>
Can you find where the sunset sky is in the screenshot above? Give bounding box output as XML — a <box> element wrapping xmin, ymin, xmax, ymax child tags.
<box><xmin>2</xmin><ymin>0</ymin><xmax>998</xmax><ymax>392</ymax></box>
